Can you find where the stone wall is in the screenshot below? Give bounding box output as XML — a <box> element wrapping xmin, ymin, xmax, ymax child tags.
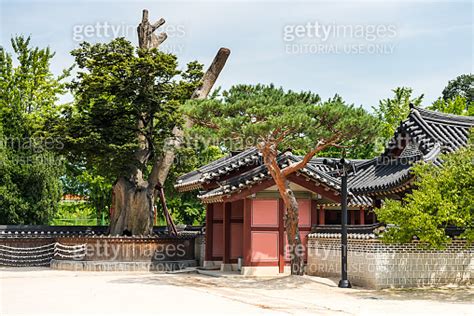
<box><xmin>194</xmin><ymin>234</ymin><xmax>206</xmax><ymax>267</ymax></box>
<box><xmin>0</xmin><ymin>234</ymin><xmax>200</xmax><ymax>270</ymax></box>
<box><xmin>307</xmin><ymin>234</ymin><xmax>473</xmax><ymax>289</ymax></box>
<box><xmin>55</xmin><ymin>236</ymin><xmax>196</xmax><ymax>262</ymax></box>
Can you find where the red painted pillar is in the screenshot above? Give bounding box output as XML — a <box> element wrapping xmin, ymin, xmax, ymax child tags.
<box><xmin>359</xmin><ymin>207</ymin><xmax>365</xmax><ymax>225</ymax></box>
<box><xmin>205</xmin><ymin>204</ymin><xmax>214</xmax><ymax>261</ymax></box>
<box><xmin>318</xmin><ymin>205</ymin><xmax>325</xmax><ymax>225</ymax></box>
<box><xmin>311</xmin><ymin>200</ymin><xmax>318</xmax><ymax>226</ymax></box>
<box><xmin>242</xmin><ymin>199</ymin><xmax>252</xmax><ymax>266</ymax></box>
<box><xmin>223</xmin><ymin>202</ymin><xmax>231</xmax><ymax>264</ymax></box>
<box><xmin>278</xmin><ymin>198</ymin><xmax>285</xmax><ymax>273</ymax></box>
<box><xmin>350</xmin><ymin>210</ymin><xmax>356</xmax><ymax>225</ymax></box>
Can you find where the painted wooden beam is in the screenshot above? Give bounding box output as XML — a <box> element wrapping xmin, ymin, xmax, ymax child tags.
<box><xmin>278</xmin><ymin>198</ymin><xmax>285</xmax><ymax>273</ymax></box>
<box><xmin>242</xmin><ymin>198</ymin><xmax>252</xmax><ymax>266</ymax></box>
<box><xmin>287</xmin><ymin>174</ymin><xmax>341</xmax><ymax>203</ymax></box>
<box><xmin>223</xmin><ymin>202</ymin><xmax>231</xmax><ymax>264</ymax></box>
<box><xmin>359</xmin><ymin>207</ymin><xmax>365</xmax><ymax>225</ymax></box>
<box><xmin>205</xmin><ymin>204</ymin><xmax>214</xmax><ymax>261</ymax></box>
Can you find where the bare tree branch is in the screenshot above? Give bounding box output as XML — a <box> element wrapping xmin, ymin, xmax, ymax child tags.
<box><xmin>137</xmin><ymin>9</ymin><xmax>167</xmax><ymax>49</ymax></box>
<box><xmin>281</xmin><ymin>133</ymin><xmax>342</xmax><ymax>177</ymax></box>
<box><xmin>152</xmin><ymin>18</ymin><xmax>165</xmax><ymax>31</ymax></box>
<box><xmin>148</xmin><ymin>47</ymin><xmax>231</xmax><ymax>189</ymax></box>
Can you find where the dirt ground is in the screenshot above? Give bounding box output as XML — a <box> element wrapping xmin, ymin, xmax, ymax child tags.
<box><xmin>0</xmin><ymin>268</ymin><xmax>472</xmax><ymax>315</ymax></box>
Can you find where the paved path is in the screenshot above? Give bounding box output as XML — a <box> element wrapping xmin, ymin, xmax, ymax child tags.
<box><xmin>0</xmin><ymin>268</ymin><xmax>472</xmax><ymax>315</ymax></box>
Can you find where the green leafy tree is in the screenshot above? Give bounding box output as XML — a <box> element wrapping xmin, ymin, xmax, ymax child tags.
<box><xmin>185</xmin><ymin>84</ymin><xmax>379</xmax><ymax>274</ymax></box>
<box><xmin>57</xmin><ymin>163</ymin><xmax>113</xmax><ymax>225</ymax></box>
<box><xmin>0</xmin><ymin>36</ymin><xmax>66</xmax><ymax>224</ymax></box>
<box><xmin>79</xmin><ymin>171</ymin><xmax>113</xmax><ymax>224</ymax></box>
<box><xmin>428</xmin><ymin>96</ymin><xmax>473</xmax><ymax>116</ymax></box>
<box><xmin>441</xmin><ymin>74</ymin><xmax>473</xmax><ymax>105</ymax></box>
<box><xmin>57</xmin><ymin>10</ymin><xmax>230</xmax><ymax>234</ymax></box>
<box><xmin>63</xmin><ymin>166</ymin><xmax>113</xmax><ymax>224</ymax></box>
<box><xmin>51</xmin><ymin>201</ymin><xmax>97</xmax><ymax>226</ymax></box>
<box><xmin>375</xmin><ymin>134</ymin><xmax>474</xmax><ymax>248</ymax></box>
<box><xmin>373</xmin><ymin>87</ymin><xmax>423</xmax><ymax>152</ymax></box>
<box><xmin>427</xmin><ymin>74</ymin><xmax>473</xmax><ymax>116</ymax></box>
<box><xmin>58</xmin><ymin>38</ymin><xmax>204</xmax><ymax>234</ymax></box>
<box><xmin>164</xmin><ymin>145</ymin><xmax>224</xmax><ymax>225</ymax></box>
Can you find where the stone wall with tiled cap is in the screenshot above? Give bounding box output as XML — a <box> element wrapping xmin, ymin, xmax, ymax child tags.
<box><xmin>306</xmin><ymin>235</ymin><xmax>473</xmax><ymax>289</ymax></box>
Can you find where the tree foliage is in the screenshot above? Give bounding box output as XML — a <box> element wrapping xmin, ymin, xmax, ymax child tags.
<box><xmin>185</xmin><ymin>84</ymin><xmax>379</xmax><ymax>153</ymax></box>
<box><xmin>375</xmin><ymin>134</ymin><xmax>474</xmax><ymax>248</ymax></box>
<box><xmin>50</xmin><ymin>200</ymin><xmax>98</xmax><ymax>226</ymax></box>
<box><xmin>441</xmin><ymin>74</ymin><xmax>473</xmax><ymax>105</ymax></box>
<box><xmin>0</xmin><ymin>36</ymin><xmax>66</xmax><ymax>224</ymax></box>
<box><xmin>373</xmin><ymin>87</ymin><xmax>423</xmax><ymax>152</ymax></box>
<box><xmin>61</xmin><ymin>163</ymin><xmax>113</xmax><ymax>223</ymax></box>
<box><xmin>185</xmin><ymin>84</ymin><xmax>380</xmax><ymax>274</ymax></box>
<box><xmin>428</xmin><ymin>95</ymin><xmax>473</xmax><ymax>116</ymax></box>
<box><xmin>59</xmin><ymin>38</ymin><xmax>203</xmax><ymax>180</ymax></box>
<box><xmin>427</xmin><ymin>74</ymin><xmax>473</xmax><ymax>116</ymax></box>
<box><xmin>165</xmin><ymin>145</ymin><xmax>223</xmax><ymax>225</ymax></box>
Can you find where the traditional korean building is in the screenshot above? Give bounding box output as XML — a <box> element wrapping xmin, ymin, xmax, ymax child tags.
<box><xmin>175</xmin><ymin>106</ymin><xmax>473</xmax><ymax>275</ymax></box>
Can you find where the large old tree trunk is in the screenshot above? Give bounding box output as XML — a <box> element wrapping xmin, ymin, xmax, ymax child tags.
<box><xmin>283</xmin><ymin>181</ymin><xmax>305</xmax><ymax>275</ymax></box>
<box><xmin>271</xmin><ymin>177</ymin><xmax>304</xmax><ymax>275</ymax></box>
<box><xmin>109</xmin><ymin>178</ymin><xmax>154</xmax><ymax>235</ymax></box>
<box><xmin>109</xmin><ymin>9</ymin><xmax>230</xmax><ymax>236</ymax></box>
<box><xmin>260</xmin><ymin>146</ymin><xmax>304</xmax><ymax>275</ymax></box>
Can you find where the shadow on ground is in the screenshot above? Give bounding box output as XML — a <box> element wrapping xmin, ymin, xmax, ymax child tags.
<box><xmin>108</xmin><ymin>272</ymin><xmax>474</xmax><ymax>303</ymax></box>
<box><xmin>354</xmin><ymin>287</ymin><xmax>474</xmax><ymax>303</ymax></box>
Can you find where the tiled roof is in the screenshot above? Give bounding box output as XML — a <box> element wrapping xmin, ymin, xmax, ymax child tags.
<box><xmin>351</xmin><ymin>106</ymin><xmax>473</xmax><ymax>195</ymax></box>
<box><xmin>175</xmin><ymin>106</ymin><xmax>473</xmax><ymax>202</ymax></box>
<box><xmin>0</xmin><ymin>225</ymin><xmax>202</xmax><ymax>238</ymax></box>
<box><xmin>349</xmin><ymin>158</ymin><xmax>412</xmax><ymax>195</ymax></box>
<box><xmin>308</xmin><ymin>232</ymin><xmax>377</xmax><ymax>239</ymax></box>
<box><xmin>384</xmin><ymin>106</ymin><xmax>473</xmax><ymax>157</ymax></box>
<box><xmin>175</xmin><ymin>148</ymin><xmax>262</xmax><ymax>192</ymax></box>
<box><xmin>310</xmin><ymin>223</ymin><xmax>382</xmax><ymax>237</ymax></box>
<box><xmin>320</xmin><ymin>193</ymin><xmax>373</xmax><ymax>208</ymax></box>
<box><xmin>350</xmin><ymin>144</ymin><xmax>442</xmax><ymax>195</ymax></box>
<box><xmin>197</xmin><ymin>153</ymin><xmax>343</xmax><ymax>203</ymax></box>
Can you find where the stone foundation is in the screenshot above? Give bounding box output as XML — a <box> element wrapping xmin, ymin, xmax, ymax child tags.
<box><xmin>307</xmin><ymin>235</ymin><xmax>473</xmax><ymax>289</ymax></box>
<box><xmin>50</xmin><ymin>259</ymin><xmax>196</xmax><ymax>272</ymax></box>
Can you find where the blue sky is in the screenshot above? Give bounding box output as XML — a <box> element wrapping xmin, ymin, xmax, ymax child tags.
<box><xmin>1</xmin><ymin>0</ymin><xmax>472</xmax><ymax>110</ymax></box>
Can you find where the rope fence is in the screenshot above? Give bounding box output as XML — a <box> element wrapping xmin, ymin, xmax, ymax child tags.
<box><xmin>0</xmin><ymin>242</ymin><xmax>86</xmax><ymax>267</ymax></box>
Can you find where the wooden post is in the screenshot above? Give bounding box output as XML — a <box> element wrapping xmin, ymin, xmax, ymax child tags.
<box><xmin>205</xmin><ymin>204</ymin><xmax>214</xmax><ymax>261</ymax></box>
<box><xmin>242</xmin><ymin>199</ymin><xmax>252</xmax><ymax>266</ymax></box>
<box><xmin>311</xmin><ymin>200</ymin><xmax>318</xmax><ymax>226</ymax></box>
<box><xmin>278</xmin><ymin>198</ymin><xmax>285</xmax><ymax>273</ymax></box>
<box><xmin>223</xmin><ymin>202</ymin><xmax>231</xmax><ymax>264</ymax></box>
<box><xmin>318</xmin><ymin>205</ymin><xmax>325</xmax><ymax>225</ymax></box>
<box><xmin>350</xmin><ymin>210</ymin><xmax>356</xmax><ymax>225</ymax></box>
<box><xmin>359</xmin><ymin>207</ymin><xmax>365</xmax><ymax>225</ymax></box>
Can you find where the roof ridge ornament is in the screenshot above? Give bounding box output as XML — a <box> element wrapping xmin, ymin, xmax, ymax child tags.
<box><xmin>409</xmin><ymin>102</ymin><xmax>420</xmax><ymax>115</ymax></box>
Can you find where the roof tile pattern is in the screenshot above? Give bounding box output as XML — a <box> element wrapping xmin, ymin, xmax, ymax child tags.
<box><xmin>351</xmin><ymin>107</ymin><xmax>472</xmax><ymax>195</ymax></box>
<box><xmin>175</xmin><ymin>148</ymin><xmax>262</xmax><ymax>191</ymax></box>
